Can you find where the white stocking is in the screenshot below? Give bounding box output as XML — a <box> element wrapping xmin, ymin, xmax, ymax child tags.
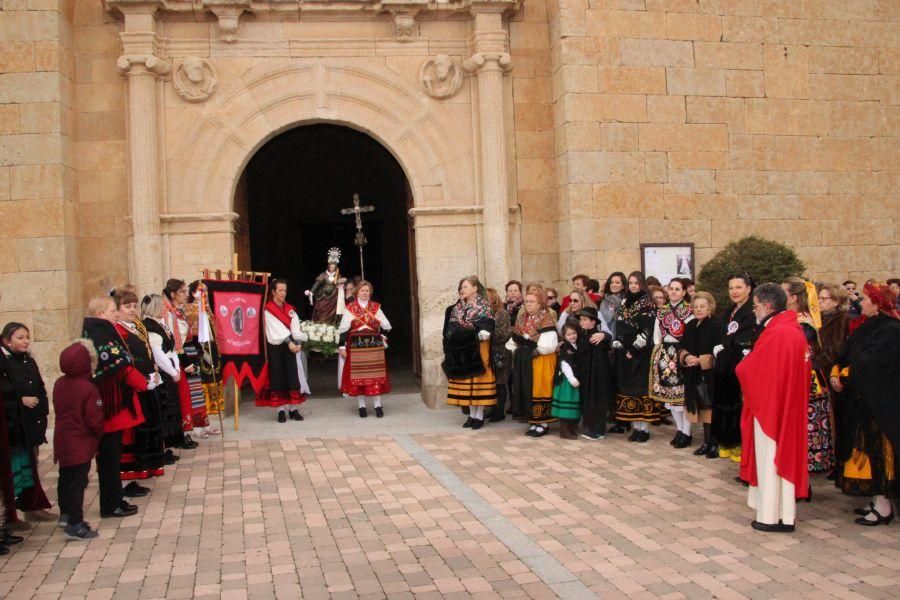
<box><xmin>372</xmin><ymin>395</ymin><xmax>382</xmax><ymax>408</ymax></box>
<box><xmin>471</xmin><ymin>406</ymin><xmax>484</xmax><ymax>420</ymax></box>
<box><xmin>634</xmin><ymin>421</ymin><xmax>648</xmax><ymax>432</ymax></box>
<box><xmin>356</xmin><ymin>396</ymin><xmax>366</xmax><ymax>409</ymax></box>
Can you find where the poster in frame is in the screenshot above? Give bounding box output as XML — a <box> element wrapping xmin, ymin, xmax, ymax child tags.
<box><xmin>640</xmin><ymin>243</ymin><xmax>695</xmax><ymax>286</ymax></box>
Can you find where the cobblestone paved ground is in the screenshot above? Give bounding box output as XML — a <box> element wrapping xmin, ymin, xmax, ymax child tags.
<box><xmin>1</xmin><ymin>393</ymin><xmax>898</xmax><ymax>599</ymax></box>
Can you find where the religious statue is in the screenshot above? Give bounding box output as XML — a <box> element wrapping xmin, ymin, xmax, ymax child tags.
<box><xmin>173</xmin><ymin>57</ymin><xmax>218</xmax><ymax>103</ymax></box>
<box><xmin>305</xmin><ymin>248</ymin><xmax>347</xmax><ymax>324</ymax></box>
<box><xmin>419</xmin><ymin>54</ymin><xmax>462</xmax><ymax>99</ymax></box>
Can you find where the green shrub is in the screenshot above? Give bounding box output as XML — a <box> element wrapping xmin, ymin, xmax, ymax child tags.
<box><xmin>697</xmin><ymin>236</ymin><xmax>805</xmax><ymax>314</ymax></box>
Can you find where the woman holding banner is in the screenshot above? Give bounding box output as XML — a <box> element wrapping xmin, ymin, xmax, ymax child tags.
<box><xmin>339</xmin><ymin>281</ymin><xmax>392</xmax><ymax>418</ymax></box>
<box><xmin>257</xmin><ymin>279</ymin><xmax>310</xmax><ymax>423</ymax></box>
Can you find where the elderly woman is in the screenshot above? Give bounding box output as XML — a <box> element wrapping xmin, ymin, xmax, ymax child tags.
<box><xmin>679</xmin><ymin>292</ymin><xmax>721</xmax><ymax>455</ymax></box>
<box><xmin>506</xmin><ymin>284</ymin><xmax>559</xmax><ymax>436</ymax></box>
<box><xmin>817</xmin><ymin>283</ymin><xmax>852</xmax><ymax>476</ymax></box>
<box><xmin>443</xmin><ymin>276</ymin><xmax>496</xmax><ymax>430</ymax></box>
<box><xmin>782</xmin><ymin>277</ymin><xmax>834</xmax><ymax>476</ymax></box>
<box><xmin>556</xmin><ymin>290</ymin><xmax>597</xmax><ymax>334</ymax></box>
<box><xmin>831</xmin><ymin>283</ymin><xmax>900</xmax><ymax>526</ymax></box>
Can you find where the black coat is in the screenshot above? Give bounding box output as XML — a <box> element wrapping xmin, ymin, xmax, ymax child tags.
<box><xmin>842</xmin><ymin>314</ymin><xmax>900</xmax><ymax>451</ymax></box>
<box><xmin>681</xmin><ymin>317</ymin><xmax>721</xmax><ymax>413</ymax></box>
<box><xmin>441</xmin><ymin>305</ymin><xmax>494</xmax><ymax>379</ymax></box>
<box><xmin>0</xmin><ymin>347</ymin><xmax>50</xmax><ymax>448</ymax></box>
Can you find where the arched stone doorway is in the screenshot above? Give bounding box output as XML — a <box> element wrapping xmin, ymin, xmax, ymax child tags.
<box><xmin>234</xmin><ymin>123</ymin><xmax>421</xmax><ymax>389</ymax></box>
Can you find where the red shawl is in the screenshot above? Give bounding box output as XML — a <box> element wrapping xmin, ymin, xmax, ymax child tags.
<box><xmin>347</xmin><ymin>300</ymin><xmax>382</xmax><ymax>332</ymax></box>
<box><xmin>736</xmin><ymin>310</ymin><xmax>810</xmax><ymax>496</ymax></box>
<box><xmin>266</xmin><ymin>300</ymin><xmax>298</xmax><ymax>329</ymax></box>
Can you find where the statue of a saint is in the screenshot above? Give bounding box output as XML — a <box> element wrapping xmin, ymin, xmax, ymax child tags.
<box><xmin>305</xmin><ymin>248</ymin><xmax>347</xmax><ymax>324</ymax></box>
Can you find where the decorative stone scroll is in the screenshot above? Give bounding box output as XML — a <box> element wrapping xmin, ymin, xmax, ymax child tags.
<box><xmin>173</xmin><ymin>57</ymin><xmax>219</xmax><ymax>103</ymax></box>
<box><xmin>203</xmin><ymin>0</ymin><xmax>250</xmax><ymax>42</ymax></box>
<box><xmin>419</xmin><ymin>54</ymin><xmax>463</xmax><ymax>99</ymax></box>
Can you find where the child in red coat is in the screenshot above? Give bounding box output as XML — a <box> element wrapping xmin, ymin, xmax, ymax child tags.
<box><xmin>53</xmin><ymin>340</ymin><xmax>105</xmax><ymax>540</ymax></box>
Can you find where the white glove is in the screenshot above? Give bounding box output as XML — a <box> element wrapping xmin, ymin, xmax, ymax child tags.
<box><xmin>612</xmin><ymin>340</ymin><xmax>623</xmax><ymax>349</ymax></box>
<box><xmin>713</xmin><ymin>344</ymin><xmax>724</xmax><ymax>357</ymax></box>
<box><xmin>477</xmin><ymin>330</ymin><xmax>491</xmax><ymax>341</ymax></box>
<box><xmin>742</xmin><ymin>349</ymin><xmax>750</xmax><ymax>357</ymax></box>
<box><xmin>633</xmin><ymin>334</ymin><xmax>647</xmax><ymax>349</ymax></box>
<box><xmin>505</xmin><ymin>338</ymin><xmax>517</xmax><ymax>351</ymax></box>
<box><xmin>146</xmin><ymin>373</ymin><xmax>162</xmax><ymax>390</ymax></box>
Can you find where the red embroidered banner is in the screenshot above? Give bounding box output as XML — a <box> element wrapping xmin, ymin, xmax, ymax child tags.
<box><xmin>205</xmin><ymin>279</ymin><xmax>268</xmax><ymax>392</ymax></box>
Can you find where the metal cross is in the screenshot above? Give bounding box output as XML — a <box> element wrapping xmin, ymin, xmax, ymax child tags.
<box><xmin>340</xmin><ymin>193</ymin><xmax>375</xmax><ymax>280</ymax></box>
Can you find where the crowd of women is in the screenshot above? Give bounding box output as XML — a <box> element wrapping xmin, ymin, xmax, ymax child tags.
<box><xmin>441</xmin><ymin>273</ymin><xmax>900</xmax><ymax>528</ymax></box>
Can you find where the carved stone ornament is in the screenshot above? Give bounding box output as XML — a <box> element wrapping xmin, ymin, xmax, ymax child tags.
<box><xmin>393</xmin><ymin>12</ymin><xmax>416</xmax><ymax>41</ymax></box>
<box><xmin>202</xmin><ymin>0</ymin><xmax>250</xmax><ymax>43</ymax></box>
<box><xmin>173</xmin><ymin>57</ymin><xmax>219</xmax><ymax>103</ymax></box>
<box><xmin>462</xmin><ymin>51</ymin><xmax>513</xmax><ymax>74</ymax></box>
<box><xmin>419</xmin><ymin>55</ymin><xmax>463</xmax><ymax>99</ymax></box>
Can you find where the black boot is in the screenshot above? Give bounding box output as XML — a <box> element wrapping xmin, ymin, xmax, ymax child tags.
<box><xmin>359</xmin><ymin>407</ymin><xmax>367</xmax><ymax>418</ymax></box>
<box><xmin>277</xmin><ymin>411</ymin><xmax>287</xmax><ymax>423</ymax></box>
<box><xmin>375</xmin><ymin>406</ymin><xmax>384</xmax><ymax>418</ymax></box>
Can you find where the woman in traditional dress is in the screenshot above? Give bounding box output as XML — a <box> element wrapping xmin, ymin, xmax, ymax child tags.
<box><xmin>556</xmin><ymin>290</ymin><xmax>596</xmax><ymax>334</ymax></box>
<box><xmin>600</xmin><ymin>272</ymin><xmax>626</xmax><ymax>338</ymax></box>
<box><xmin>306</xmin><ymin>248</ymin><xmax>347</xmax><ymax>324</ymax></box>
<box><xmin>113</xmin><ymin>289</ymin><xmax>165</xmax><ymax>493</ymax></box>
<box><xmin>504</xmin><ymin>280</ymin><xmax>524</xmax><ymax>322</ymax></box>
<box><xmin>711</xmin><ymin>274</ymin><xmax>756</xmax><ymax>463</ymax></box>
<box><xmin>0</xmin><ymin>323</ymin><xmax>55</xmax><ymax>525</ymax></box>
<box><xmin>506</xmin><ymin>284</ymin><xmax>558</xmax><ymax>437</ymax></box>
<box><xmin>816</xmin><ymin>282</ymin><xmax>852</xmax><ymax>477</ymax></box>
<box><xmin>551</xmin><ymin>322</ymin><xmax>581</xmax><ymax>439</ymax></box>
<box><xmin>443</xmin><ymin>276</ymin><xmax>496</xmax><ymax>430</ymax></box>
<box><xmin>782</xmin><ymin>277</ymin><xmax>834</xmax><ymax>476</ymax></box>
<box><xmin>831</xmin><ymin>282</ymin><xmax>900</xmax><ymax>526</ymax></box>
<box><xmin>162</xmin><ymin>279</ymin><xmax>199</xmax><ymax>449</ymax></box>
<box><xmin>613</xmin><ymin>272</ymin><xmax>658</xmax><ymax>441</ymax></box>
<box><xmin>339</xmin><ymin>281</ymin><xmax>392</xmax><ymax>418</ymax></box>
<box><xmin>186</xmin><ymin>281</ymin><xmax>223</xmax><ymax>436</ymax></box>
<box><xmin>649</xmin><ymin>278</ymin><xmax>694</xmax><ymax>448</ymax></box>
<box><xmin>679</xmin><ymin>292</ymin><xmax>721</xmax><ymax>455</ymax></box>
<box><xmin>485</xmin><ymin>287</ymin><xmax>512</xmax><ymax>422</ymax></box>
<box><xmin>141</xmin><ymin>294</ymin><xmax>184</xmax><ymax>465</ymax></box>
<box><xmin>258</xmin><ymin>279</ymin><xmax>309</xmax><ymax>422</ymax></box>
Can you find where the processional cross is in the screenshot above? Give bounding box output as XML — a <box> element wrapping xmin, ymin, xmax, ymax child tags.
<box><xmin>340</xmin><ymin>193</ymin><xmax>375</xmax><ymax>280</ymax></box>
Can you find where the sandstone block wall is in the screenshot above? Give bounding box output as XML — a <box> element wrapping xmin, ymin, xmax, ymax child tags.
<box><xmin>551</xmin><ymin>0</ymin><xmax>899</xmax><ymax>286</ymax></box>
<box><xmin>0</xmin><ymin>0</ymin><xmax>80</xmax><ymax>378</ymax></box>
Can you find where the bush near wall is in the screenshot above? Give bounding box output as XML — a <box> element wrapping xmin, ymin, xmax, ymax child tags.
<box><xmin>697</xmin><ymin>236</ymin><xmax>805</xmax><ymax>315</ymax></box>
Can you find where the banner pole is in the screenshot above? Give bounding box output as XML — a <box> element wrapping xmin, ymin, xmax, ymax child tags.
<box><xmin>199</xmin><ymin>272</ymin><xmax>226</xmax><ymax>441</ymax></box>
<box><xmin>233</xmin><ymin>253</ymin><xmax>240</xmax><ymax>431</ymax></box>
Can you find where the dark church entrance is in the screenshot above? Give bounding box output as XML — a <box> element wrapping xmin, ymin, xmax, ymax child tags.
<box><xmin>238</xmin><ymin>124</ymin><xmax>420</xmax><ymax>395</ymax></box>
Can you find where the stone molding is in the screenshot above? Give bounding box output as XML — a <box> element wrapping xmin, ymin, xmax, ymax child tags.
<box><xmin>117</xmin><ymin>54</ymin><xmax>171</xmax><ymax>77</ymax></box>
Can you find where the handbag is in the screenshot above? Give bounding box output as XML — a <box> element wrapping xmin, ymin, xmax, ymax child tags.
<box><xmin>695</xmin><ymin>380</ymin><xmax>713</xmax><ymax>409</ymax></box>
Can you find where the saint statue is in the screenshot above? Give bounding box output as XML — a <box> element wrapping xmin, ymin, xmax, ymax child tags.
<box><xmin>305</xmin><ymin>248</ymin><xmax>347</xmax><ymax>324</ymax></box>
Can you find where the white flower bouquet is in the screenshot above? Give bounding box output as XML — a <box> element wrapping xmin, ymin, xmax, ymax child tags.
<box><xmin>299</xmin><ymin>320</ymin><xmax>340</xmax><ymax>357</ymax></box>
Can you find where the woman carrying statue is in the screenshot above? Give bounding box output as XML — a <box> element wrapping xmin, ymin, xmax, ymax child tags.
<box><xmin>306</xmin><ymin>248</ymin><xmax>347</xmax><ymax>324</ymax></box>
<box><xmin>443</xmin><ymin>276</ymin><xmax>496</xmax><ymax>430</ymax></box>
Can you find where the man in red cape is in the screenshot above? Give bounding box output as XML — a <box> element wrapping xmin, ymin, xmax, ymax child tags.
<box><xmin>736</xmin><ymin>283</ymin><xmax>809</xmax><ymax>533</ymax></box>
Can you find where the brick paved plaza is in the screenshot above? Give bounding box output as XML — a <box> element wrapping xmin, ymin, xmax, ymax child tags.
<box><xmin>1</xmin><ymin>392</ymin><xmax>898</xmax><ymax>600</ymax></box>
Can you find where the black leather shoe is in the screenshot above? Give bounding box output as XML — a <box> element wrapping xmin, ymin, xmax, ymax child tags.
<box><xmin>181</xmin><ymin>435</ymin><xmax>199</xmax><ymax>448</ymax></box>
<box><xmin>610</xmin><ymin>425</ymin><xmax>626</xmax><ymax>434</ymax></box>
<box><xmin>375</xmin><ymin>406</ymin><xmax>384</xmax><ymax>418</ymax></box>
<box><xmin>289</xmin><ymin>409</ymin><xmax>303</xmax><ymax>421</ymax></box>
<box><xmin>705</xmin><ymin>444</ymin><xmax>719</xmax><ymax>459</ymax></box>
<box><xmin>637</xmin><ymin>430</ymin><xmax>650</xmax><ymax>443</ymax></box>
<box><xmin>359</xmin><ymin>407</ymin><xmax>367</xmax><ymax>418</ymax></box>
<box><xmin>693</xmin><ymin>442</ymin><xmax>710</xmax><ymax>456</ymax></box>
<box><xmin>752</xmin><ymin>520</ymin><xmax>795</xmax><ymax>533</ymax></box>
<box><xmin>277</xmin><ymin>411</ymin><xmax>287</xmax><ymax>423</ymax></box>
<box><xmin>628</xmin><ymin>429</ymin><xmax>640</xmax><ymax>442</ymax></box>
<box><xmin>855</xmin><ymin>507</ymin><xmax>894</xmax><ymax>526</ymax></box>
<box><xmin>488</xmin><ymin>412</ymin><xmax>505</xmax><ymax>423</ymax></box>
<box><xmin>101</xmin><ymin>506</ymin><xmax>138</xmax><ymax>518</ymax></box>
<box><xmin>470</xmin><ymin>419</ymin><xmax>484</xmax><ymax>430</ymax></box>
<box><xmin>1</xmin><ymin>530</ymin><xmax>24</xmax><ymax>545</ymax></box>
<box><xmin>670</xmin><ymin>431</ymin><xmax>682</xmax><ymax>446</ymax></box>
<box><xmin>463</xmin><ymin>417</ymin><xmax>474</xmax><ymax>428</ymax></box>
<box><xmin>854</xmin><ymin>502</ymin><xmax>875</xmax><ymax>516</ymax></box>
<box><xmin>163</xmin><ymin>451</ymin><xmax>179</xmax><ymax>465</ymax></box>
<box><xmin>675</xmin><ymin>434</ymin><xmax>692</xmax><ymax>449</ymax></box>
<box><xmin>0</xmin><ymin>544</ymin><xmax>8</xmax><ymax>556</ymax></box>
<box><xmin>123</xmin><ymin>482</ymin><xmax>149</xmax><ymax>498</ymax></box>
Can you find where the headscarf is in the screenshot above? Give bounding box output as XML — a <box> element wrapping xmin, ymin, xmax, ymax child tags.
<box><xmin>864</xmin><ymin>282</ymin><xmax>899</xmax><ymax>320</ymax></box>
<box><xmin>804</xmin><ymin>280</ymin><xmax>822</xmax><ymax>329</ymax></box>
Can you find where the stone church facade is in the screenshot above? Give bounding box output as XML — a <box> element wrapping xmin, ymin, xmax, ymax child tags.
<box><xmin>1</xmin><ymin>0</ymin><xmax>898</xmax><ymax>404</ymax></box>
